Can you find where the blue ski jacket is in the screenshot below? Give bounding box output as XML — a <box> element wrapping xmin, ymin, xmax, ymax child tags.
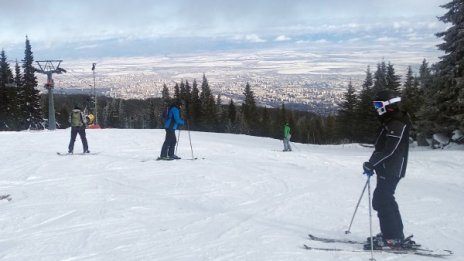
<box><xmin>164</xmin><ymin>105</ymin><xmax>184</xmax><ymax>130</ymax></box>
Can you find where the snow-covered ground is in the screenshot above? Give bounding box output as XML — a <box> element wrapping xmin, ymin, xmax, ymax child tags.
<box><xmin>0</xmin><ymin>129</ymin><xmax>462</xmax><ymax>261</ymax></box>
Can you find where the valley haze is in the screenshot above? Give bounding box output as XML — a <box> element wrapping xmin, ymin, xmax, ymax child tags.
<box><xmin>35</xmin><ymin>43</ymin><xmax>442</xmax><ymax>115</ymax></box>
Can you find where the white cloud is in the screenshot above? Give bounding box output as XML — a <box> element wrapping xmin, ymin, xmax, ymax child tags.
<box><xmin>75</xmin><ymin>44</ymin><xmax>101</xmax><ymax>50</ymax></box>
<box><xmin>246</xmin><ymin>34</ymin><xmax>266</xmax><ymax>43</ymax></box>
<box><xmin>274</xmin><ymin>35</ymin><xmax>291</xmax><ymax>41</ymax></box>
<box><xmin>375</xmin><ymin>37</ymin><xmax>396</xmax><ymax>42</ymax></box>
<box><xmin>315</xmin><ymin>39</ymin><xmax>329</xmax><ymax>44</ymax></box>
<box><xmin>233</xmin><ymin>34</ymin><xmax>266</xmax><ymax>43</ymax></box>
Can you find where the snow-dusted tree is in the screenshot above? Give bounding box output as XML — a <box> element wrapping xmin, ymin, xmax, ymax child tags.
<box><xmin>0</xmin><ymin>50</ymin><xmax>14</xmax><ymax>130</ymax></box>
<box><xmin>21</xmin><ymin>36</ymin><xmax>43</xmax><ymax>130</ymax></box>
<box><xmin>386</xmin><ymin>62</ymin><xmax>401</xmax><ymax>92</ymax></box>
<box><xmin>373</xmin><ymin>60</ymin><xmax>387</xmax><ymax>93</ymax></box>
<box><xmin>418</xmin><ymin>0</ymin><xmax>464</xmax><ymax>134</ymax></box>
<box><xmin>401</xmin><ymin>66</ymin><xmax>421</xmax><ymax>121</ymax></box>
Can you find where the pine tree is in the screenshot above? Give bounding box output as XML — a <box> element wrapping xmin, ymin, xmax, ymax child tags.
<box><xmin>161</xmin><ymin>83</ymin><xmax>170</xmax><ymax>103</ymax></box>
<box><xmin>417</xmin><ymin>0</ymin><xmax>464</xmax><ymax>134</ymax></box>
<box><xmin>356</xmin><ymin>66</ymin><xmax>378</xmax><ymax>143</ymax></box>
<box><xmin>225</xmin><ymin>98</ymin><xmax>238</xmax><ymax>133</ymax></box>
<box><xmin>228</xmin><ymin>99</ymin><xmax>236</xmax><ymax>123</ymax></box>
<box><xmin>185</xmin><ymin>80</ymin><xmax>192</xmax><ymax>100</ymax></box>
<box><xmin>183</xmin><ymin>80</ymin><xmax>192</xmax><ymax>119</ymax></box>
<box><xmin>0</xmin><ymin>50</ymin><xmax>13</xmax><ymax>87</ymax></box>
<box><xmin>435</xmin><ymin>0</ymin><xmax>463</xmax><ymax>132</ymax></box>
<box><xmin>199</xmin><ymin>74</ymin><xmax>216</xmax><ymax>130</ymax></box>
<box><xmin>373</xmin><ymin>60</ymin><xmax>387</xmax><ymax>93</ymax></box>
<box><xmin>102</xmin><ymin>100</ymin><xmax>112</xmax><ymax>128</ymax></box>
<box><xmin>386</xmin><ymin>62</ymin><xmax>401</xmax><ymax>92</ymax></box>
<box><xmin>21</xmin><ymin>36</ymin><xmax>43</xmax><ymax>130</ymax></box>
<box><xmin>0</xmin><ymin>49</ymin><xmax>13</xmax><ymax>130</ymax></box>
<box><xmin>401</xmin><ymin>66</ymin><xmax>421</xmax><ymax>122</ymax></box>
<box><xmin>173</xmin><ymin>82</ymin><xmax>180</xmax><ymax>102</ymax></box>
<box><xmin>180</xmin><ymin>81</ymin><xmax>188</xmax><ymax>102</ymax></box>
<box><xmin>273</xmin><ymin>103</ymin><xmax>287</xmax><ymax>139</ymax></box>
<box><xmin>215</xmin><ymin>93</ymin><xmax>223</xmax><ymax>132</ymax></box>
<box><xmin>190</xmin><ymin>79</ymin><xmax>201</xmax><ymax>129</ymax></box>
<box><xmin>118</xmin><ymin>99</ymin><xmax>126</xmax><ymax>128</ymax></box>
<box><xmin>10</xmin><ymin>60</ymin><xmax>23</xmax><ymax>130</ymax></box>
<box><xmin>242</xmin><ymin>83</ymin><xmax>256</xmax><ymax>123</ymax></box>
<box><xmin>259</xmin><ymin>106</ymin><xmax>271</xmax><ymax>137</ymax></box>
<box><xmin>337</xmin><ymin>80</ymin><xmax>357</xmax><ymax>142</ymax></box>
<box><xmin>418</xmin><ymin>59</ymin><xmax>432</xmax><ymax>90</ymax></box>
<box><xmin>147</xmin><ymin>98</ymin><xmax>159</xmax><ymax>128</ymax></box>
<box><xmin>241</xmin><ymin>82</ymin><xmax>257</xmax><ymax>134</ymax></box>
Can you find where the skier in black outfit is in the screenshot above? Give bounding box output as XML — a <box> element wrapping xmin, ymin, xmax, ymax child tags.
<box><xmin>362</xmin><ymin>90</ymin><xmax>412</xmax><ymax>249</ymax></box>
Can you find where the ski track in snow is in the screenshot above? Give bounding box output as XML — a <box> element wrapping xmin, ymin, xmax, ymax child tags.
<box><xmin>0</xmin><ymin>129</ymin><xmax>463</xmax><ymax>261</ymax></box>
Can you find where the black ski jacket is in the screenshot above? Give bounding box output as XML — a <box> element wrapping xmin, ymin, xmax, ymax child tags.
<box><xmin>369</xmin><ymin>113</ymin><xmax>411</xmax><ymax>179</ymax></box>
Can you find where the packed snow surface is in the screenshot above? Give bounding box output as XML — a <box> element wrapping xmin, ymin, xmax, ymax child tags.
<box><xmin>0</xmin><ymin>129</ymin><xmax>462</xmax><ymax>261</ymax></box>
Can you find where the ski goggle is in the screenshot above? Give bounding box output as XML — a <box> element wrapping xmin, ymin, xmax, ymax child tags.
<box><xmin>373</xmin><ymin>97</ymin><xmax>401</xmax><ymax>115</ymax></box>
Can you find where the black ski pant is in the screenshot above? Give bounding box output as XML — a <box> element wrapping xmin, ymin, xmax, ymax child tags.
<box><xmin>68</xmin><ymin>126</ymin><xmax>89</xmax><ymax>153</ymax></box>
<box><xmin>160</xmin><ymin>128</ymin><xmax>177</xmax><ymax>157</ymax></box>
<box><xmin>372</xmin><ymin>174</ymin><xmax>404</xmax><ymax>240</ymax></box>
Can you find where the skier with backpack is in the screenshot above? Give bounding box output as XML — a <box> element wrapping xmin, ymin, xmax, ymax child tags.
<box><xmin>68</xmin><ymin>105</ymin><xmax>90</xmax><ymax>154</ymax></box>
<box><xmin>362</xmin><ymin>90</ymin><xmax>413</xmax><ymax>250</ymax></box>
<box><xmin>158</xmin><ymin>100</ymin><xmax>184</xmax><ymax>160</ymax></box>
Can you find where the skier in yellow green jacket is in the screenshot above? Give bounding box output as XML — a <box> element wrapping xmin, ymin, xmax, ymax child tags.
<box><xmin>283</xmin><ymin>123</ymin><xmax>292</xmax><ymax>152</ymax></box>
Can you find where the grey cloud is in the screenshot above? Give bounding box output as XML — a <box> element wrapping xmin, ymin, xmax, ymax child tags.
<box><xmin>0</xmin><ymin>0</ymin><xmax>449</xmax><ymax>58</ymax></box>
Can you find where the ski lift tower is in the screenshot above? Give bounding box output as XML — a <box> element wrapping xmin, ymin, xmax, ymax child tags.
<box><xmin>91</xmin><ymin>63</ymin><xmax>98</xmax><ymax>125</ymax></box>
<box><xmin>35</xmin><ymin>60</ymin><xmax>66</xmax><ymax>130</ymax></box>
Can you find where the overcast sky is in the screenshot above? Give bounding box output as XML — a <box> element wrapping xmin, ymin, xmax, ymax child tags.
<box><xmin>0</xmin><ymin>0</ymin><xmax>450</xmax><ymax>60</ymax></box>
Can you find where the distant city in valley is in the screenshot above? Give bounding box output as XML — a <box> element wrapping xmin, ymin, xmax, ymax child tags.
<box><xmin>38</xmin><ymin>47</ymin><xmax>440</xmax><ymax>115</ymax></box>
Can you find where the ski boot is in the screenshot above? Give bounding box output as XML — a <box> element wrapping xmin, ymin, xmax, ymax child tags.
<box><xmin>364</xmin><ymin>234</ymin><xmax>420</xmax><ymax>250</ymax></box>
<box><xmin>157</xmin><ymin>156</ymin><xmax>174</xmax><ymax>161</ymax></box>
<box><xmin>364</xmin><ymin>233</ymin><xmax>385</xmax><ymax>250</ymax></box>
<box><xmin>400</xmin><ymin>235</ymin><xmax>420</xmax><ymax>249</ymax></box>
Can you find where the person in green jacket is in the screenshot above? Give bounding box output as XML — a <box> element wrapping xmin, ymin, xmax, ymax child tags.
<box><xmin>283</xmin><ymin>123</ymin><xmax>292</xmax><ymax>152</ymax></box>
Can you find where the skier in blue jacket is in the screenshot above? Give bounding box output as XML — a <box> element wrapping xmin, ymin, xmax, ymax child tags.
<box><xmin>159</xmin><ymin>101</ymin><xmax>185</xmax><ymax>160</ymax></box>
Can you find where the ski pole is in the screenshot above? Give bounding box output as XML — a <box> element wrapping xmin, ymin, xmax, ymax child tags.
<box><xmin>290</xmin><ymin>141</ymin><xmax>299</xmax><ymax>151</ymax></box>
<box><xmin>175</xmin><ymin>129</ymin><xmax>181</xmax><ymax>155</ymax></box>
<box><xmin>187</xmin><ymin>120</ymin><xmax>195</xmax><ymax>159</ymax></box>
<box><xmin>345</xmin><ymin>178</ymin><xmax>369</xmax><ymax>234</ymax></box>
<box><xmin>367</xmin><ymin>175</ymin><xmax>376</xmax><ymax>261</ymax></box>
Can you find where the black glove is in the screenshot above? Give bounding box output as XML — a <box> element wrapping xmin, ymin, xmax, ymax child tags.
<box><xmin>363</xmin><ymin>161</ymin><xmax>375</xmax><ymax>176</ymax></box>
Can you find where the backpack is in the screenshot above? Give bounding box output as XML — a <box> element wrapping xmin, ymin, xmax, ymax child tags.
<box><xmin>71</xmin><ymin>110</ymin><xmax>83</xmax><ymax>127</ymax></box>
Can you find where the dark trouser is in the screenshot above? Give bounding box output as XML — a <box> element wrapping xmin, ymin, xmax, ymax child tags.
<box><xmin>372</xmin><ymin>174</ymin><xmax>404</xmax><ymax>240</ymax></box>
<box><xmin>160</xmin><ymin>129</ymin><xmax>177</xmax><ymax>157</ymax></box>
<box><xmin>68</xmin><ymin>126</ymin><xmax>89</xmax><ymax>153</ymax></box>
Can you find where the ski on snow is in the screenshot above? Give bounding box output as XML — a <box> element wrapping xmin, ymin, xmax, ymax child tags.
<box><xmin>303</xmin><ymin>244</ymin><xmax>453</xmax><ymax>257</ymax></box>
<box><xmin>308</xmin><ymin>233</ymin><xmax>364</xmax><ymax>245</ymax></box>
<box><xmin>141</xmin><ymin>157</ymin><xmax>203</xmax><ymax>162</ymax></box>
<box><xmin>57</xmin><ymin>152</ymin><xmax>99</xmax><ymax>156</ymax></box>
<box><xmin>305</xmin><ymin>234</ymin><xmax>453</xmax><ymax>258</ymax></box>
<box><xmin>0</xmin><ymin>194</ymin><xmax>12</xmax><ymax>201</ymax></box>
